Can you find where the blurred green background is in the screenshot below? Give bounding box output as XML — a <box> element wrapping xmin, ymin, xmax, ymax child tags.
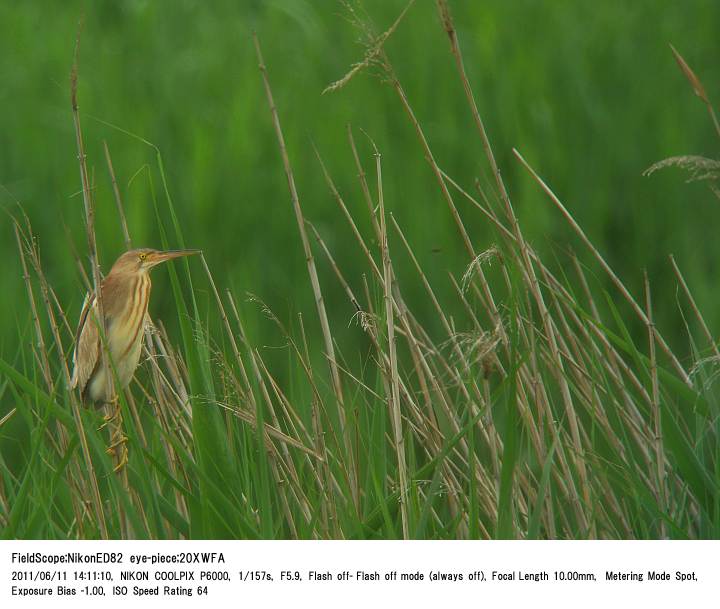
<box><xmin>2</xmin><ymin>0</ymin><xmax>719</xmax><ymax>368</ymax></box>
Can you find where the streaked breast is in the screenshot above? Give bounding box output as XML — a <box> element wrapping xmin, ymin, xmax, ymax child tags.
<box><xmin>107</xmin><ymin>273</ymin><xmax>151</xmax><ymax>387</ymax></box>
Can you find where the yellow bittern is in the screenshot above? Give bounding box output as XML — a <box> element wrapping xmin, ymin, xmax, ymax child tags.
<box><xmin>71</xmin><ymin>248</ymin><xmax>199</xmax><ymax>403</ymax></box>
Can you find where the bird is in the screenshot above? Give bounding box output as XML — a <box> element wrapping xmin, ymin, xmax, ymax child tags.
<box><xmin>71</xmin><ymin>248</ymin><xmax>200</xmax><ymax>404</ymax></box>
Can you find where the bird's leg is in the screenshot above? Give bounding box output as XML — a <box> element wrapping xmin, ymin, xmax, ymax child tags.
<box><xmin>98</xmin><ymin>400</ymin><xmax>121</xmax><ymax>430</ymax></box>
<box><xmin>103</xmin><ymin>396</ymin><xmax>128</xmax><ymax>473</ymax></box>
<box><xmin>106</xmin><ymin>435</ymin><xmax>129</xmax><ymax>472</ymax></box>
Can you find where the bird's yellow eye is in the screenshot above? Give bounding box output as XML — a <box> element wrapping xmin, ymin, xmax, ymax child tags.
<box><xmin>139</xmin><ymin>252</ymin><xmax>147</xmax><ymax>261</ymax></box>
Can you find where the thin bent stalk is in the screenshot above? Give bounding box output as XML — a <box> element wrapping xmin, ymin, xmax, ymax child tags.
<box><xmin>644</xmin><ymin>272</ymin><xmax>667</xmax><ymax>539</ymax></box>
<box><xmin>513</xmin><ymin>148</ymin><xmax>691</xmax><ymax>387</ymax></box>
<box><xmin>253</xmin><ymin>33</ymin><xmax>359</xmax><ymax>512</ymax></box>
<box><xmin>433</xmin><ymin>1</ymin><xmax>591</xmax><ymax>529</ymax></box>
<box><xmin>69</xmin><ymin>29</ymin><xmax>111</xmax><ymax>539</ymax></box>
<box><xmin>375</xmin><ymin>148</ymin><xmax>410</xmax><ymax>539</ymax></box>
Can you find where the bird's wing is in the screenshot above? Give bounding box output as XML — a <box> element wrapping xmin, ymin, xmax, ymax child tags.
<box><xmin>70</xmin><ymin>292</ymin><xmax>101</xmax><ymax>397</ymax></box>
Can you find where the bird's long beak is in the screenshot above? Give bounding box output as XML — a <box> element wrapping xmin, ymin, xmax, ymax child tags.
<box><xmin>149</xmin><ymin>249</ymin><xmax>201</xmax><ymax>267</ymax></box>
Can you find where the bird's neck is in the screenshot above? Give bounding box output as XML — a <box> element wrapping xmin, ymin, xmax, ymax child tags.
<box><xmin>101</xmin><ymin>272</ymin><xmax>152</xmax><ymax>319</ymax></box>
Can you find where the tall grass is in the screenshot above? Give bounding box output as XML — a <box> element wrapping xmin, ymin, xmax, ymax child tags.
<box><xmin>1</xmin><ymin>2</ymin><xmax>719</xmax><ymax>539</ymax></box>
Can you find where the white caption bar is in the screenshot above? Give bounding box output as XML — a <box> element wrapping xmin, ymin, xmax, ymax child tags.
<box><xmin>1</xmin><ymin>540</ymin><xmax>715</xmax><ymax>608</ymax></box>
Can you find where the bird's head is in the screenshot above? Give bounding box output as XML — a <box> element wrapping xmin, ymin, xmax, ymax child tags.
<box><xmin>110</xmin><ymin>248</ymin><xmax>201</xmax><ymax>275</ymax></box>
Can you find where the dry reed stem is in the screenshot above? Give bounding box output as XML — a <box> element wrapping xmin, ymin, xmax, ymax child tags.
<box><xmin>13</xmin><ymin>221</ymin><xmax>88</xmax><ymax>532</ymax></box>
<box><xmin>309</xmin><ymin>216</ymin><xmax>459</xmax><ymax>500</ymax></box>
<box><xmin>431</xmin><ymin>2</ymin><xmax>590</xmax><ymax>525</ymax></box>
<box><xmin>669</xmin><ymin>255</ymin><xmax>720</xmax><ymax>360</ymax></box>
<box><xmin>314</xmin><ymin>148</ymin><xmax>430</xmax><ymax>369</ymax></box>
<box><xmin>252</xmin><ymin>362</ymin><xmax>317</xmax><ymax>526</ymax></box>
<box><xmin>71</xmin><ymin>29</ymin><xmax>114</xmax><ymax>405</ymax></box>
<box><xmin>253</xmin><ymin>33</ymin><xmax>359</xmax><ymax>511</ymax></box>
<box><xmin>143</xmin><ymin>332</ymin><xmax>187</xmax><ymax>449</ymax></box>
<box><xmin>513</xmin><ymin>149</ymin><xmax>692</xmax><ymax>388</ymax></box>
<box><xmin>14</xmin><ymin>223</ymin><xmax>54</xmax><ymax>393</ymax></box>
<box><xmin>435</xmin><ymin>0</ymin><xmax>513</xmax><ymax>224</ymax></box>
<box><xmin>103</xmin><ymin>141</ymin><xmax>132</xmax><ymax>251</ymax></box>
<box><xmin>199</xmin><ymin>254</ymin><xmax>254</xmax><ymax>406</ymax></box>
<box><xmin>644</xmin><ymin>272</ymin><xmax>667</xmax><ymax>538</ymax></box>
<box><xmin>337</xmin><ymin>38</ymin><xmax>542</xmax><ymax>523</ymax></box>
<box><xmin>390</xmin><ymin>217</ymin><xmax>502</xmax><ymax>479</ymax></box>
<box><xmin>669</xmin><ymin>44</ymin><xmax>720</xmax><ymax>140</ymax></box>
<box><xmin>0</xmin><ymin>409</ymin><xmax>16</xmax><ymax>429</ymax></box>
<box><xmin>297</xmin><ymin>313</ymin><xmax>334</xmax><ymax>538</ymax></box>
<box><xmin>329</xmin><ymin>3</ymin><xmax>477</xmax><ymax>260</ymax></box>
<box><xmin>254</xmin><ymin>341</ymin><xmax>315</xmax><ymax>446</ymax></box>
<box><xmin>390</xmin><ymin>75</ymin><xmax>476</xmax><ymax>259</ymax></box>
<box><xmin>308</xmin><ymin>222</ymin><xmax>363</xmax><ymax>315</ymax></box>
<box><xmin>347</xmin><ymin>125</ymin><xmax>382</xmax><ymax>240</ymax></box>
<box><xmin>152</xmin><ymin>323</ymin><xmax>194</xmax><ymax>431</ymax></box>
<box><xmin>571</xmin><ymin>255</ymin><xmax>640</xmax><ymax>403</ymax></box>
<box><xmin>373</xmin><ymin>147</ymin><xmax>409</xmax><ymax>539</ymax></box>
<box><xmin>18</xmin><ymin>158</ymin><xmax>108</xmax><ymax>539</ymax></box>
<box><xmin>443</xmin><ymin>168</ymin><xmax>648</xmax><ymax>521</ymax></box>
<box><xmin>313</xmin><ymin>146</ymin><xmax>382</xmax><ymax>280</ymax></box>
<box><xmin>71</xmin><ymin>24</ymin><xmax>127</xmax><ymax>538</ymax></box>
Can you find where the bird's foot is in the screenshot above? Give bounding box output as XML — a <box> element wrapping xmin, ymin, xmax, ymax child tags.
<box><xmin>106</xmin><ymin>433</ymin><xmax>128</xmax><ymax>453</ymax></box>
<box><xmin>98</xmin><ymin>398</ymin><xmax>122</xmax><ymax>430</ymax></box>
<box><xmin>106</xmin><ymin>433</ymin><xmax>129</xmax><ymax>472</ymax></box>
<box><xmin>111</xmin><ymin>450</ymin><xmax>129</xmax><ymax>473</ymax></box>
